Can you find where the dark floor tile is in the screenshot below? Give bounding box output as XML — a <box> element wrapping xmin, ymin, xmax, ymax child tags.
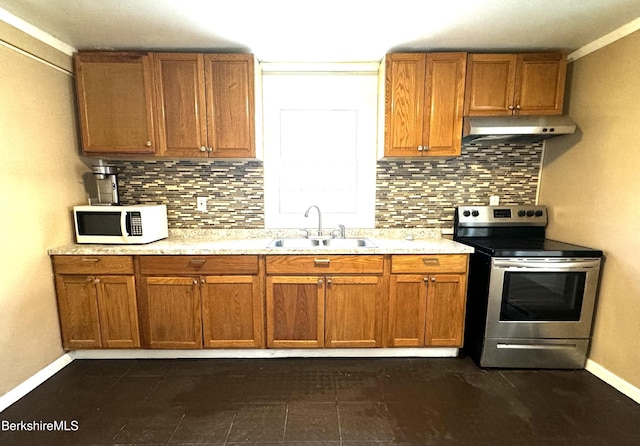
<box><xmin>288</xmin><ymin>370</ymin><xmax>336</xmax><ymax>402</ymax></box>
<box><xmin>338</xmin><ymin>401</ymin><xmax>396</xmax><ymax>442</ymax></box>
<box><xmin>226</xmin><ymin>403</ymin><xmax>286</xmax><ymax>443</ymax></box>
<box><xmin>112</xmin><ymin>405</ymin><xmax>184</xmax><ymax>444</ymax></box>
<box><xmin>284</xmin><ymin>402</ymin><xmax>340</xmax><ymax>442</ymax></box>
<box><xmin>125</xmin><ymin>359</ymin><xmax>174</xmax><ymax>377</ymax></box>
<box><xmin>169</xmin><ymin>407</ymin><xmax>234</xmax><ymax>444</ymax></box>
<box><xmin>61</xmin><ymin>359</ymin><xmax>136</xmax><ymax>377</ymax></box>
<box><xmin>335</xmin><ymin>370</ymin><xmax>382</xmax><ymax>402</ymax></box>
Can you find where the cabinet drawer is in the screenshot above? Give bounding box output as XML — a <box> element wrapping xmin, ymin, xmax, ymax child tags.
<box><xmin>139</xmin><ymin>255</ymin><xmax>259</xmax><ymax>275</ymax></box>
<box><xmin>391</xmin><ymin>255</ymin><xmax>467</xmax><ymax>274</ymax></box>
<box><xmin>266</xmin><ymin>255</ymin><xmax>384</xmax><ymax>275</ymax></box>
<box><xmin>53</xmin><ymin>255</ymin><xmax>134</xmax><ymax>274</ymax></box>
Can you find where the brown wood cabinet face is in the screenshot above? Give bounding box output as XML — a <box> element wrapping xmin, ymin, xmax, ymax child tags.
<box><xmin>384</xmin><ymin>52</ymin><xmax>466</xmax><ymax>158</ymax></box>
<box><xmin>424</xmin><ymin>53</ymin><xmax>467</xmax><ymax>156</ymax></box>
<box><xmin>204</xmin><ymin>54</ymin><xmax>255</xmax><ymax>158</ymax></box>
<box><xmin>464</xmin><ymin>52</ymin><xmax>566</xmax><ymax>116</ymax></box>
<box><xmin>514</xmin><ymin>53</ymin><xmax>567</xmax><ymax>115</ymax></box>
<box><xmin>53</xmin><ymin>255</ymin><xmax>134</xmax><ymax>275</ymax></box>
<box><xmin>325</xmin><ymin>276</ymin><xmax>383</xmax><ymax>348</ymax></box>
<box><xmin>55</xmin><ymin>275</ymin><xmax>102</xmax><ymax>349</ymax></box>
<box><xmin>388</xmin><ymin>275</ymin><xmax>427</xmax><ymax>347</ymax></box>
<box><xmin>266</xmin><ymin>276</ymin><xmax>324</xmax><ymax>348</ymax></box>
<box><xmin>96</xmin><ymin>276</ymin><xmax>140</xmax><ymax>348</ymax></box>
<box><xmin>74</xmin><ymin>52</ymin><xmax>156</xmax><ymax>154</ymax></box>
<box><xmin>154</xmin><ymin>53</ymin><xmax>208</xmax><ymax>157</ymax></box>
<box><xmin>140</xmin><ymin>277</ymin><xmax>203</xmax><ymax>349</ymax></box>
<box><xmin>384</xmin><ymin>53</ymin><xmax>427</xmax><ymax>157</ymax></box>
<box><xmin>202</xmin><ymin>275</ymin><xmax>264</xmax><ymax>348</ymax></box>
<box><xmin>464</xmin><ymin>54</ymin><xmax>517</xmax><ymax>116</ymax></box>
<box><xmin>425</xmin><ymin>274</ymin><xmax>467</xmax><ymax>347</ymax></box>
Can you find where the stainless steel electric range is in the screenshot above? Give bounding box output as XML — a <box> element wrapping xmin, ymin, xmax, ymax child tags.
<box><xmin>454</xmin><ymin>205</ymin><xmax>603</xmax><ymax>369</ymax></box>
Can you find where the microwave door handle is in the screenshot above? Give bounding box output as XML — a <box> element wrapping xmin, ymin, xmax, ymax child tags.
<box><xmin>121</xmin><ymin>211</ymin><xmax>132</xmax><ymax>241</ymax></box>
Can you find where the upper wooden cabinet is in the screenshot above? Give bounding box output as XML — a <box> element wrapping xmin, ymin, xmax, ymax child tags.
<box><xmin>154</xmin><ymin>53</ymin><xmax>256</xmax><ymax>158</ymax></box>
<box><xmin>74</xmin><ymin>52</ymin><xmax>156</xmax><ymax>155</ymax></box>
<box><xmin>74</xmin><ymin>51</ymin><xmax>256</xmax><ymax>158</ymax></box>
<box><xmin>384</xmin><ymin>52</ymin><xmax>467</xmax><ymax>157</ymax></box>
<box><xmin>464</xmin><ymin>53</ymin><xmax>567</xmax><ymax>116</ymax></box>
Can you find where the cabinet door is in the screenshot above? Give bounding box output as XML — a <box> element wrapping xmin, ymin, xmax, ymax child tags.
<box><xmin>325</xmin><ymin>276</ymin><xmax>383</xmax><ymax>348</ymax></box>
<box><xmin>204</xmin><ymin>54</ymin><xmax>255</xmax><ymax>158</ymax></box>
<box><xmin>74</xmin><ymin>52</ymin><xmax>156</xmax><ymax>154</ymax></box>
<box><xmin>140</xmin><ymin>277</ymin><xmax>203</xmax><ymax>349</ymax></box>
<box><xmin>266</xmin><ymin>276</ymin><xmax>324</xmax><ymax>348</ymax></box>
<box><xmin>388</xmin><ymin>275</ymin><xmax>427</xmax><ymax>347</ymax></box>
<box><xmin>55</xmin><ymin>275</ymin><xmax>102</xmax><ymax>349</ymax></box>
<box><xmin>202</xmin><ymin>275</ymin><xmax>264</xmax><ymax>348</ymax></box>
<box><xmin>154</xmin><ymin>53</ymin><xmax>208</xmax><ymax>157</ymax></box>
<box><xmin>464</xmin><ymin>54</ymin><xmax>517</xmax><ymax>116</ymax></box>
<box><xmin>514</xmin><ymin>53</ymin><xmax>566</xmax><ymax>115</ymax></box>
<box><xmin>423</xmin><ymin>53</ymin><xmax>466</xmax><ymax>157</ymax></box>
<box><xmin>425</xmin><ymin>274</ymin><xmax>467</xmax><ymax>347</ymax></box>
<box><xmin>95</xmin><ymin>275</ymin><xmax>140</xmax><ymax>348</ymax></box>
<box><xmin>384</xmin><ymin>53</ymin><xmax>427</xmax><ymax>156</ymax></box>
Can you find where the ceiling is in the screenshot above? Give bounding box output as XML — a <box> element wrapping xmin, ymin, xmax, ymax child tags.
<box><xmin>2</xmin><ymin>0</ymin><xmax>640</xmax><ymax>62</ymax></box>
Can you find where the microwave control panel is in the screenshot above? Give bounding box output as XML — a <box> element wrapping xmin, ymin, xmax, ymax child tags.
<box><xmin>129</xmin><ymin>212</ymin><xmax>143</xmax><ymax>236</ymax></box>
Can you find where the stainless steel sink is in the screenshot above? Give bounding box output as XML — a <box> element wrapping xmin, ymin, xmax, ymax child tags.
<box><xmin>321</xmin><ymin>238</ymin><xmax>376</xmax><ymax>248</ymax></box>
<box><xmin>267</xmin><ymin>238</ymin><xmax>376</xmax><ymax>248</ymax></box>
<box><xmin>267</xmin><ymin>238</ymin><xmax>321</xmax><ymax>248</ymax></box>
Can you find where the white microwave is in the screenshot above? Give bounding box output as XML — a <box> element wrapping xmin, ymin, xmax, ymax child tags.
<box><xmin>73</xmin><ymin>204</ymin><xmax>168</xmax><ymax>244</ymax></box>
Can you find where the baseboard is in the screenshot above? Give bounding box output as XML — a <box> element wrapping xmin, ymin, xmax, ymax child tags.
<box><xmin>0</xmin><ymin>353</ymin><xmax>74</xmax><ymax>412</ymax></box>
<box><xmin>586</xmin><ymin>359</ymin><xmax>640</xmax><ymax>404</ymax></box>
<box><xmin>71</xmin><ymin>347</ymin><xmax>459</xmax><ymax>360</ymax></box>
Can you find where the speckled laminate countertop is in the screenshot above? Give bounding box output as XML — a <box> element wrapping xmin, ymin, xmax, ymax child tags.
<box><xmin>48</xmin><ymin>228</ymin><xmax>474</xmax><ymax>256</ymax></box>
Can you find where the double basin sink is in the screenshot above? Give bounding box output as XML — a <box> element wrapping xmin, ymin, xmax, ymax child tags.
<box><xmin>268</xmin><ymin>237</ymin><xmax>377</xmax><ymax>249</ymax></box>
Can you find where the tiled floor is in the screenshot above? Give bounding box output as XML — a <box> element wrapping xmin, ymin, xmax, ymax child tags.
<box><xmin>1</xmin><ymin>357</ymin><xmax>640</xmax><ymax>445</ymax></box>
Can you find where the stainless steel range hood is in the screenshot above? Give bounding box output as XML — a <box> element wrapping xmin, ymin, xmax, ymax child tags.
<box><xmin>462</xmin><ymin>115</ymin><xmax>576</xmax><ymax>146</ymax></box>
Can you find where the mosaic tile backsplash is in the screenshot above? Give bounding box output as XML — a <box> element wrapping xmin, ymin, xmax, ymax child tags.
<box><xmin>111</xmin><ymin>142</ymin><xmax>542</xmax><ymax>229</ymax></box>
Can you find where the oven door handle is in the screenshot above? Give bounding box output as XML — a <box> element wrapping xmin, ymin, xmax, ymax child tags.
<box><xmin>493</xmin><ymin>259</ymin><xmax>601</xmax><ymax>270</ymax></box>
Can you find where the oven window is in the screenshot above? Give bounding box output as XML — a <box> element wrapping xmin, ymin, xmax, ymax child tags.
<box><xmin>500</xmin><ymin>272</ymin><xmax>586</xmax><ymax>321</ymax></box>
<box><xmin>76</xmin><ymin>212</ymin><xmax>122</xmax><ymax>236</ymax></box>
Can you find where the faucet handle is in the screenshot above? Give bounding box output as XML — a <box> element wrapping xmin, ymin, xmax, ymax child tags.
<box><xmin>332</xmin><ymin>224</ymin><xmax>346</xmax><ymax>239</ymax></box>
<box><xmin>299</xmin><ymin>228</ymin><xmax>311</xmax><ymax>238</ymax></box>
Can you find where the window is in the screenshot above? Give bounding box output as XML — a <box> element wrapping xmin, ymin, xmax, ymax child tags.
<box><xmin>262</xmin><ymin>65</ymin><xmax>379</xmax><ymax>230</ymax></box>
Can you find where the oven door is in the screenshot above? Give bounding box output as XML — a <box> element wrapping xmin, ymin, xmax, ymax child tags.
<box><xmin>485</xmin><ymin>257</ymin><xmax>601</xmax><ymax>339</ymax></box>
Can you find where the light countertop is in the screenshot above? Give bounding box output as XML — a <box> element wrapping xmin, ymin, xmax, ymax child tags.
<box><xmin>48</xmin><ymin>228</ymin><xmax>474</xmax><ymax>256</ymax></box>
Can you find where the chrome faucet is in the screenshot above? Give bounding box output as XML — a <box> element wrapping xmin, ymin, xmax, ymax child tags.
<box><xmin>304</xmin><ymin>205</ymin><xmax>322</xmax><ymax>237</ymax></box>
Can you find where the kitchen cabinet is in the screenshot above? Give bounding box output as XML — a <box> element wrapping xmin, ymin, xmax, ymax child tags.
<box><xmin>265</xmin><ymin>255</ymin><xmax>385</xmax><ymax>348</ymax></box>
<box><xmin>74</xmin><ymin>52</ymin><xmax>156</xmax><ymax>155</ymax></box>
<box><xmin>388</xmin><ymin>255</ymin><xmax>468</xmax><ymax>347</ymax></box>
<box><xmin>52</xmin><ymin>255</ymin><xmax>140</xmax><ymax>349</ymax></box>
<box><xmin>154</xmin><ymin>53</ymin><xmax>256</xmax><ymax>158</ymax></box>
<box><xmin>384</xmin><ymin>52</ymin><xmax>467</xmax><ymax>157</ymax></box>
<box><xmin>464</xmin><ymin>53</ymin><xmax>567</xmax><ymax>116</ymax></box>
<box><xmin>137</xmin><ymin>255</ymin><xmax>263</xmax><ymax>349</ymax></box>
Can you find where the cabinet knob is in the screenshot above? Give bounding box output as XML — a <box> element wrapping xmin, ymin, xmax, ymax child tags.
<box><xmin>207</xmin><ymin>147</ymin><xmax>213</xmax><ymax>152</ymax></box>
<box><xmin>193</xmin><ymin>280</ymin><xmax>199</xmax><ymax>285</ymax></box>
<box><xmin>146</xmin><ymin>141</ymin><xmax>152</xmax><ymax>147</ymax></box>
<box><xmin>327</xmin><ymin>279</ymin><xmax>332</xmax><ymax>286</ymax></box>
<box><xmin>431</xmin><ymin>277</ymin><xmax>436</xmax><ymax>282</ymax></box>
<box><xmin>94</xmin><ymin>278</ymin><xmax>101</xmax><ymax>284</ymax></box>
<box><xmin>200</xmin><ymin>146</ymin><xmax>207</xmax><ymax>152</ymax></box>
<box><xmin>417</xmin><ymin>146</ymin><xmax>423</xmax><ymax>152</ymax></box>
<box><xmin>508</xmin><ymin>105</ymin><xmax>515</xmax><ymax>110</ymax></box>
<box><xmin>318</xmin><ymin>279</ymin><xmax>324</xmax><ymax>285</ymax></box>
<box><xmin>515</xmin><ymin>105</ymin><xmax>521</xmax><ymax>110</ymax></box>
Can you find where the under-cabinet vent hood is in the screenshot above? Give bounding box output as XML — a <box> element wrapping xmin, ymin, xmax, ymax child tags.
<box><xmin>462</xmin><ymin>115</ymin><xmax>576</xmax><ymax>146</ymax></box>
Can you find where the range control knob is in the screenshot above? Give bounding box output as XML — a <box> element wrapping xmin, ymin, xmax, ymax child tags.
<box><xmin>526</xmin><ymin>210</ymin><xmax>535</xmax><ymax>217</ymax></box>
<box><xmin>518</xmin><ymin>210</ymin><xmax>526</xmax><ymax>217</ymax></box>
<box><xmin>535</xmin><ymin>210</ymin><xmax>544</xmax><ymax>217</ymax></box>
<box><xmin>463</xmin><ymin>210</ymin><xmax>471</xmax><ymax>217</ymax></box>
<box><xmin>471</xmin><ymin>210</ymin><xmax>480</xmax><ymax>217</ymax></box>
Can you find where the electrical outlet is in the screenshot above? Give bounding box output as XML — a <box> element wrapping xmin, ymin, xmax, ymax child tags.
<box><xmin>196</xmin><ymin>197</ymin><xmax>207</xmax><ymax>212</ymax></box>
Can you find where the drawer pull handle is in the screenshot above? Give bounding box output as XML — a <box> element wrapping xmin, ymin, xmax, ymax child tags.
<box><xmin>422</xmin><ymin>258</ymin><xmax>440</xmax><ymax>265</ymax></box>
<box><xmin>81</xmin><ymin>258</ymin><xmax>100</xmax><ymax>263</ymax></box>
<box><xmin>188</xmin><ymin>259</ymin><xmax>207</xmax><ymax>265</ymax></box>
<box><xmin>314</xmin><ymin>258</ymin><xmax>331</xmax><ymax>266</ymax></box>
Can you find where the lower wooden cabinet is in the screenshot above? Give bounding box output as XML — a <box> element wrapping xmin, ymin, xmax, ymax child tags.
<box><xmin>388</xmin><ymin>255</ymin><xmax>468</xmax><ymax>347</ymax></box>
<box><xmin>138</xmin><ymin>276</ymin><xmax>203</xmax><ymax>349</ymax></box>
<box><xmin>52</xmin><ymin>253</ymin><xmax>468</xmax><ymax>351</ymax></box>
<box><xmin>202</xmin><ymin>275</ymin><xmax>264</xmax><ymax>348</ymax></box>
<box><xmin>138</xmin><ymin>255</ymin><xmax>264</xmax><ymax>349</ymax></box>
<box><xmin>53</xmin><ymin>255</ymin><xmax>140</xmax><ymax>350</ymax></box>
